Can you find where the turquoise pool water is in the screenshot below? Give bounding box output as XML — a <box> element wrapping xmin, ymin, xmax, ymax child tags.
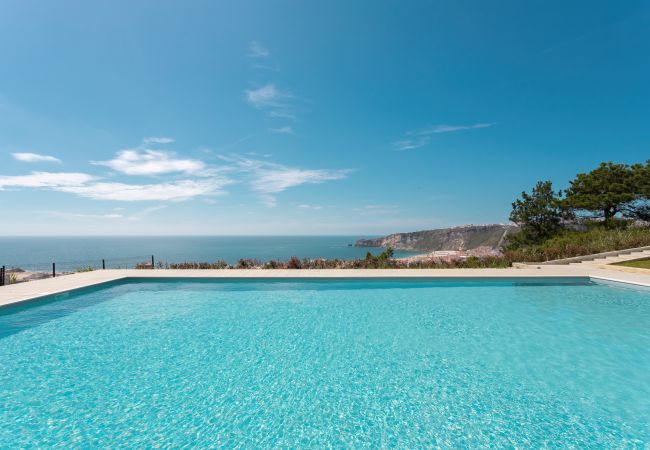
<box><xmin>0</xmin><ymin>278</ymin><xmax>649</xmax><ymax>447</ymax></box>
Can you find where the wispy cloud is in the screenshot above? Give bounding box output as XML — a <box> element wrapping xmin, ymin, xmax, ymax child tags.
<box><xmin>418</xmin><ymin>123</ymin><xmax>495</xmax><ymax>135</ymax></box>
<box><xmin>248</xmin><ymin>41</ymin><xmax>270</xmax><ymax>58</ymax></box>
<box><xmin>221</xmin><ymin>155</ymin><xmax>350</xmax><ymax>207</ymax></box>
<box><xmin>269</xmin><ymin>126</ymin><xmax>294</xmax><ymax>134</ymax></box>
<box><xmin>92</xmin><ymin>137</ymin><xmax>208</xmax><ymax>176</ymax></box>
<box><xmin>248</xmin><ymin>163</ymin><xmax>348</xmax><ymax>194</ymax></box>
<box><xmin>244</xmin><ymin>84</ymin><xmax>295</xmax><ymax>118</ymax></box>
<box><xmin>57</xmin><ymin>179</ymin><xmax>229</xmax><ymax>202</ymax></box>
<box><xmin>93</xmin><ymin>149</ymin><xmax>206</xmax><ymax>176</ymax></box>
<box><xmin>143</xmin><ymin>136</ymin><xmax>174</xmax><ymax>144</ymax></box>
<box><xmin>1</xmin><ymin>138</ymin><xmax>348</xmax><ymax>206</ymax></box>
<box><xmin>298</xmin><ymin>204</ymin><xmax>323</xmax><ymax>210</ymax></box>
<box><xmin>44</xmin><ymin>210</ymin><xmax>125</xmax><ymax>220</ymax></box>
<box><xmin>245</xmin><ymin>84</ymin><xmax>283</xmax><ymax>107</ymax></box>
<box><xmin>247</xmin><ymin>41</ymin><xmax>281</xmax><ymax>70</ymax></box>
<box><xmin>44</xmin><ymin>205</ymin><xmax>167</xmax><ymax>221</ymax></box>
<box><xmin>392</xmin><ymin>138</ymin><xmax>429</xmax><ymax>151</ymax></box>
<box><xmin>131</xmin><ymin>205</ymin><xmax>167</xmax><ymax>219</ymax></box>
<box><xmin>394</xmin><ymin>122</ymin><xmax>495</xmax><ymax>151</ymax></box>
<box><xmin>0</xmin><ymin>171</ymin><xmax>94</xmax><ymax>188</ymax></box>
<box><xmin>11</xmin><ymin>152</ymin><xmax>61</xmax><ymax>163</ymax></box>
<box><xmin>0</xmin><ymin>170</ymin><xmax>230</xmax><ymax>201</ymax></box>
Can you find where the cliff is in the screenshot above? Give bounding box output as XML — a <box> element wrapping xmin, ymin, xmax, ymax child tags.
<box><xmin>355</xmin><ymin>224</ymin><xmax>516</xmax><ymax>252</ymax></box>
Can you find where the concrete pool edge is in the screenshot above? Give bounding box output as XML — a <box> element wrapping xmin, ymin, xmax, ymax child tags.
<box><xmin>2</xmin><ymin>266</ymin><xmax>650</xmax><ymax>308</ymax></box>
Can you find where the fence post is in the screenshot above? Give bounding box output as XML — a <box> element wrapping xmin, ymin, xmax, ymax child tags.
<box><xmin>52</xmin><ymin>262</ymin><xmax>56</xmax><ymax>278</ymax></box>
<box><xmin>102</xmin><ymin>259</ymin><xmax>106</xmax><ymax>270</ymax></box>
<box><xmin>1</xmin><ymin>266</ymin><xmax>4</xmax><ymax>286</ymax></box>
<box><xmin>151</xmin><ymin>255</ymin><xmax>155</xmax><ymax>269</ymax></box>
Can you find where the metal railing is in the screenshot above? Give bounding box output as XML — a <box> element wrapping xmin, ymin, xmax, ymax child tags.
<box><xmin>0</xmin><ymin>255</ymin><xmax>157</xmax><ymax>286</ymax></box>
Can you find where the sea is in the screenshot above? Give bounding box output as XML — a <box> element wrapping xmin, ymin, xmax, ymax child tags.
<box><xmin>0</xmin><ymin>236</ymin><xmax>417</xmax><ymax>272</ymax></box>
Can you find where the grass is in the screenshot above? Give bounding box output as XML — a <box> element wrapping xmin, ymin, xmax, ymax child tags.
<box><xmin>614</xmin><ymin>258</ymin><xmax>650</xmax><ymax>269</ymax></box>
<box><xmin>504</xmin><ymin>225</ymin><xmax>650</xmax><ymax>262</ymax></box>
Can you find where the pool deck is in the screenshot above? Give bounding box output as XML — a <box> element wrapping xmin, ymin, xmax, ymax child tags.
<box><xmin>2</xmin><ymin>265</ymin><xmax>650</xmax><ymax>308</ymax></box>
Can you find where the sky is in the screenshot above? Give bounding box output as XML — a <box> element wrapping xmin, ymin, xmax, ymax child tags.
<box><xmin>0</xmin><ymin>0</ymin><xmax>649</xmax><ymax>235</ymax></box>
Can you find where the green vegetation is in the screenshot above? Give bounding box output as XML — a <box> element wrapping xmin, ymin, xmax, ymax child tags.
<box><xmin>149</xmin><ymin>251</ymin><xmax>511</xmax><ymax>270</ymax></box>
<box><xmin>509</xmin><ymin>181</ymin><xmax>570</xmax><ymax>245</ymax></box>
<box><xmin>507</xmin><ymin>160</ymin><xmax>650</xmax><ymax>262</ymax></box>
<box><xmin>564</xmin><ymin>162</ymin><xmax>650</xmax><ymax>225</ymax></box>
<box><xmin>168</xmin><ymin>261</ymin><xmax>229</xmax><ymax>269</ymax></box>
<box><xmin>75</xmin><ymin>266</ymin><xmax>95</xmax><ymax>272</ymax></box>
<box><xmin>614</xmin><ymin>258</ymin><xmax>650</xmax><ymax>269</ymax></box>
<box><xmin>504</xmin><ymin>224</ymin><xmax>650</xmax><ymax>262</ymax></box>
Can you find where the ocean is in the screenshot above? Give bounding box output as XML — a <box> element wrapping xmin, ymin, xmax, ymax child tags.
<box><xmin>0</xmin><ymin>236</ymin><xmax>416</xmax><ymax>272</ymax></box>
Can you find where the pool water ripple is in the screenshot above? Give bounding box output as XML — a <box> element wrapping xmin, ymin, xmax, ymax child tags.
<box><xmin>0</xmin><ymin>279</ymin><xmax>649</xmax><ymax>447</ymax></box>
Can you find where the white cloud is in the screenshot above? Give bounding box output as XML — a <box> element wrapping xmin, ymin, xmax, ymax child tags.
<box><xmin>394</xmin><ymin>123</ymin><xmax>495</xmax><ymax>151</ymax></box>
<box><xmin>244</xmin><ymin>84</ymin><xmax>295</xmax><ymax>118</ymax></box>
<box><xmin>11</xmin><ymin>152</ymin><xmax>61</xmax><ymax>163</ymax></box>
<box><xmin>298</xmin><ymin>204</ymin><xmax>323</xmax><ymax>210</ymax></box>
<box><xmin>245</xmin><ymin>84</ymin><xmax>285</xmax><ymax>108</ymax></box>
<box><xmin>57</xmin><ymin>179</ymin><xmax>229</xmax><ymax>202</ymax></box>
<box><xmin>418</xmin><ymin>123</ymin><xmax>495</xmax><ymax>135</ymax></box>
<box><xmin>1</xmin><ymin>139</ymin><xmax>347</xmax><ymax>206</ymax></box>
<box><xmin>0</xmin><ymin>169</ymin><xmax>230</xmax><ymax>202</ymax></box>
<box><xmin>219</xmin><ymin>156</ymin><xmax>350</xmax><ymax>207</ymax></box>
<box><xmin>130</xmin><ymin>205</ymin><xmax>167</xmax><ymax>219</ymax></box>
<box><xmin>269</xmin><ymin>126</ymin><xmax>294</xmax><ymax>134</ymax></box>
<box><xmin>393</xmin><ymin>138</ymin><xmax>429</xmax><ymax>151</ymax></box>
<box><xmin>0</xmin><ymin>171</ymin><xmax>94</xmax><ymax>188</ymax></box>
<box><xmin>44</xmin><ymin>205</ymin><xmax>166</xmax><ymax>221</ymax></box>
<box><xmin>45</xmin><ymin>211</ymin><xmax>124</xmax><ymax>220</ymax></box>
<box><xmin>248</xmin><ymin>163</ymin><xmax>348</xmax><ymax>194</ymax></box>
<box><xmin>143</xmin><ymin>136</ymin><xmax>174</xmax><ymax>144</ymax></box>
<box><xmin>248</xmin><ymin>41</ymin><xmax>270</xmax><ymax>58</ymax></box>
<box><xmin>93</xmin><ymin>150</ymin><xmax>206</xmax><ymax>176</ymax></box>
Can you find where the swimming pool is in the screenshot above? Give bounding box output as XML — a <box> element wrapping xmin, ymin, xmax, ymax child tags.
<box><xmin>1</xmin><ymin>278</ymin><xmax>649</xmax><ymax>447</ymax></box>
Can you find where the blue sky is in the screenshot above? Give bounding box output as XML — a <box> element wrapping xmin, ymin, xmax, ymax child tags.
<box><xmin>1</xmin><ymin>0</ymin><xmax>649</xmax><ymax>235</ymax></box>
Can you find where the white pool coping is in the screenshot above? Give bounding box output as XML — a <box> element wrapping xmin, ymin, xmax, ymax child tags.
<box><xmin>1</xmin><ymin>265</ymin><xmax>650</xmax><ymax>308</ymax></box>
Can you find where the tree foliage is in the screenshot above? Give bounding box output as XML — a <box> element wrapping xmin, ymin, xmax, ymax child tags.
<box><xmin>508</xmin><ymin>160</ymin><xmax>650</xmax><ymax>255</ymax></box>
<box><xmin>564</xmin><ymin>161</ymin><xmax>650</xmax><ymax>224</ymax></box>
<box><xmin>509</xmin><ymin>181</ymin><xmax>569</xmax><ymax>244</ymax></box>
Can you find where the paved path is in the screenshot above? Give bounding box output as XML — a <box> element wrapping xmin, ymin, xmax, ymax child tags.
<box><xmin>570</xmin><ymin>248</ymin><xmax>650</xmax><ymax>266</ymax></box>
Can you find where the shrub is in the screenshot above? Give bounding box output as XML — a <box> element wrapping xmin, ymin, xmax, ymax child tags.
<box><xmin>235</xmin><ymin>258</ymin><xmax>261</xmax><ymax>269</ymax></box>
<box><xmin>263</xmin><ymin>260</ymin><xmax>283</xmax><ymax>269</ymax></box>
<box><xmin>131</xmin><ymin>254</ymin><xmax>512</xmax><ymax>270</ymax></box>
<box><xmin>287</xmin><ymin>256</ymin><xmax>302</xmax><ymax>269</ymax></box>
<box><xmin>504</xmin><ymin>225</ymin><xmax>650</xmax><ymax>262</ymax></box>
<box><xmin>168</xmin><ymin>260</ymin><xmax>230</xmax><ymax>269</ymax></box>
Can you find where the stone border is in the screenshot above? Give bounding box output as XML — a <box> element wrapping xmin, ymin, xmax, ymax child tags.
<box><xmin>1</xmin><ymin>265</ymin><xmax>649</xmax><ymax>309</ymax></box>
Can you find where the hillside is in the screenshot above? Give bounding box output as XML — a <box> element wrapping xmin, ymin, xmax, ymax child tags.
<box><xmin>355</xmin><ymin>224</ymin><xmax>516</xmax><ymax>252</ymax></box>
